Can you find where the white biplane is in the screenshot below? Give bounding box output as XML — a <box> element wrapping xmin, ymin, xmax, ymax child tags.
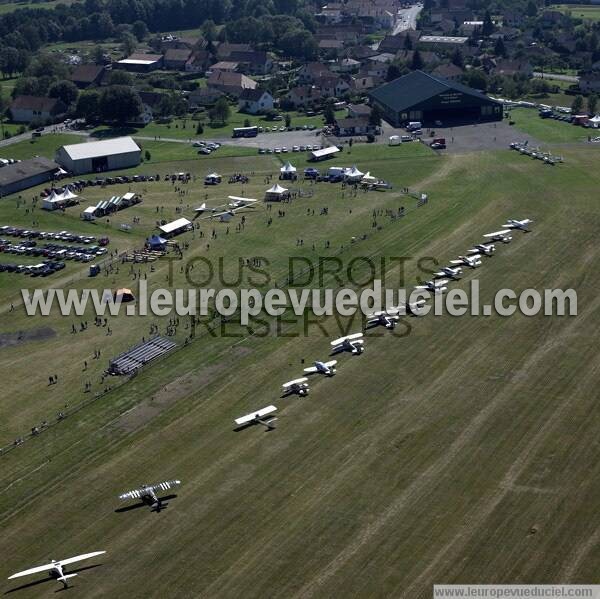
<box><xmin>304</xmin><ymin>360</ymin><xmax>337</xmax><ymax>376</ymax></box>
<box><xmin>415</xmin><ymin>279</ymin><xmax>449</xmax><ymax>294</ymax></box>
<box><xmin>450</xmin><ymin>254</ymin><xmax>482</xmax><ymax>269</ymax></box>
<box><xmin>234</xmin><ymin>405</ymin><xmax>278</xmax><ymax>430</ymax></box>
<box><xmin>365</xmin><ymin>308</ymin><xmax>400</xmax><ymax>329</ymax></box>
<box><xmin>331</xmin><ymin>332</ymin><xmax>365</xmax><ymax>355</ymax></box>
<box><xmin>282</xmin><ymin>377</ymin><xmax>310</xmax><ymax>397</ymax></box>
<box><xmin>8</xmin><ymin>552</ymin><xmax>106</xmax><ymax>589</ymax></box>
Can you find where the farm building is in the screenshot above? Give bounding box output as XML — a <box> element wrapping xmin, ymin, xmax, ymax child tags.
<box><xmin>0</xmin><ymin>157</ymin><xmax>59</xmax><ymax>197</ymax></box>
<box><xmin>369</xmin><ymin>70</ymin><xmax>503</xmax><ymax>127</ymax></box>
<box><xmin>55</xmin><ymin>137</ymin><xmax>141</xmax><ymax>175</ymax></box>
<box><xmin>158</xmin><ymin>217</ymin><xmax>193</xmax><ymax>238</ymax></box>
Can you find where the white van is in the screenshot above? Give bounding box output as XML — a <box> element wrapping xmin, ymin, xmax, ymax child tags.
<box><xmin>406</xmin><ymin>121</ymin><xmax>422</xmax><ymax>132</ymax></box>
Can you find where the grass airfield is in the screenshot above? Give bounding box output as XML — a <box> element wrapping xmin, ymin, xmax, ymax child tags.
<box><xmin>0</xmin><ymin>140</ymin><xmax>600</xmax><ymax>597</ymax></box>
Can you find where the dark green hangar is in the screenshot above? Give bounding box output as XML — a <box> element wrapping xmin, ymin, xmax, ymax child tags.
<box><xmin>369</xmin><ymin>70</ymin><xmax>503</xmax><ymax>127</ymax></box>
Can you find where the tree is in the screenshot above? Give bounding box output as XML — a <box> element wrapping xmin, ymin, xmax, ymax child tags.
<box><xmin>386</xmin><ymin>63</ymin><xmax>402</xmax><ymax>81</ymax></box>
<box><xmin>323</xmin><ymin>102</ymin><xmax>335</xmax><ymax>124</ymax></box>
<box><xmin>98</xmin><ymin>85</ymin><xmax>142</xmax><ymax>124</ymax></box>
<box><xmin>0</xmin><ymin>90</ymin><xmax>8</xmax><ymax>139</ymax></box>
<box><xmin>244</xmin><ymin>117</ymin><xmax>251</xmax><ymax>127</ymax></box>
<box><xmin>588</xmin><ymin>93</ymin><xmax>598</xmax><ymax>115</ymax></box>
<box><xmin>571</xmin><ymin>94</ymin><xmax>584</xmax><ymax>114</ymax></box>
<box><xmin>494</xmin><ymin>37</ymin><xmax>507</xmax><ymax>58</ymax></box>
<box><xmin>144</xmin><ymin>150</ymin><xmax>151</xmax><ymax>161</ymax></box>
<box><xmin>48</xmin><ymin>80</ymin><xmax>79</xmax><ymax>106</ymax></box>
<box><xmin>121</xmin><ymin>32</ymin><xmax>137</xmax><ymax>57</ymax></box>
<box><xmin>132</xmin><ymin>20</ymin><xmax>149</xmax><ymax>42</ymax></box>
<box><xmin>451</xmin><ymin>48</ymin><xmax>464</xmax><ymax>68</ymax></box>
<box><xmin>107</xmin><ymin>70</ymin><xmax>133</xmax><ymax>86</ymax></box>
<box><xmin>526</xmin><ymin>0</ymin><xmax>538</xmax><ymax>18</ymax></box>
<box><xmin>403</xmin><ymin>34</ymin><xmax>413</xmax><ymax>50</ymax></box>
<box><xmin>482</xmin><ymin>11</ymin><xmax>495</xmax><ymax>37</ymax></box>
<box><xmin>76</xmin><ymin>89</ymin><xmax>100</xmax><ymax>120</ymax></box>
<box><xmin>0</xmin><ymin>47</ymin><xmax>21</xmax><ymax>77</ymax></box>
<box><xmin>91</xmin><ymin>45</ymin><xmax>105</xmax><ymax>65</ymax></box>
<box><xmin>196</xmin><ymin>122</ymin><xmax>204</xmax><ymax>134</ymax></box>
<box><xmin>369</xmin><ymin>104</ymin><xmax>382</xmax><ymax>127</ymax></box>
<box><xmin>279</xmin><ymin>30</ymin><xmax>318</xmax><ymax>60</ymax></box>
<box><xmin>209</xmin><ymin>96</ymin><xmax>230</xmax><ymax>123</ymax></box>
<box><xmin>202</xmin><ymin>19</ymin><xmax>217</xmax><ymax>43</ymax></box>
<box><xmin>410</xmin><ymin>49</ymin><xmax>424</xmax><ymax>70</ymax></box>
<box><xmin>284</xmin><ymin>113</ymin><xmax>291</xmax><ymax>128</ymax></box>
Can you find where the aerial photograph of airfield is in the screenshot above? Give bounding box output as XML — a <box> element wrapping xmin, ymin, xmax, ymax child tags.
<box><xmin>0</xmin><ymin>0</ymin><xmax>599</xmax><ymax>596</ymax></box>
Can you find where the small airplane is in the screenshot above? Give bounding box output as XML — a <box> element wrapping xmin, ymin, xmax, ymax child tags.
<box><xmin>365</xmin><ymin>308</ymin><xmax>400</xmax><ymax>329</ymax></box>
<box><xmin>228</xmin><ymin>196</ymin><xmax>258</xmax><ymax>209</ymax></box>
<box><xmin>282</xmin><ymin>377</ymin><xmax>310</xmax><ymax>397</ymax></box>
<box><xmin>194</xmin><ymin>202</ymin><xmax>207</xmax><ymax>214</ymax></box>
<box><xmin>415</xmin><ymin>279</ymin><xmax>449</xmax><ymax>294</ymax></box>
<box><xmin>394</xmin><ymin>298</ymin><xmax>427</xmax><ymax>316</ymax></box>
<box><xmin>433</xmin><ymin>266</ymin><xmax>462</xmax><ymax>280</ymax></box>
<box><xmin>483</xmin><ymin>229</ymin><xmax>513</xmax><ymax>243</ymax></box>
<box><xmin>503</xmin><ymin>218</ymin><xmax>533</xmax><ymax>232</ymax></box>
<box><xmin>118</xmin><ymin>480</ymin><xmax>181</xmax><ymax>512</ymax></box>
<box><xmin>304</xmin><ymin>360</ymin><xmax>337</xmax><ymax>376</ymax></box>
<box><xmin>235</xmin><ymin>405</ymin><xmax>278</xmax><ymax>430</ymax></box>
<box><xmin>8</xmin><ymin>551</ymin><xmax>106</xmax><ymax>589</ymax></box>
<box><xmin>468</xmin><ymin>243</ymin><xmax>495</xmax><ymax>256</ymax></box>
<box><xmin>450</xmin><ymin>254</ymin><xmax>482</xmax><ymax>269</ymax></box>
<box><xmin>331</xmin><ymin>332</ymin><xmax>365</xmax><ymax>355</ymax></box>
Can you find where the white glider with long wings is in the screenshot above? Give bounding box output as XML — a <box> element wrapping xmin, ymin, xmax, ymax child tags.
<box><xmin>8</xmin><ymin>552</ymin><xmax>106</xmax><ymax>589</ymax></box>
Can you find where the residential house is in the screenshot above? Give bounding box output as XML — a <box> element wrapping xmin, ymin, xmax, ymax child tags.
<box><xmin>333</xmin><ymin>58</ymin><xmax>361</xmax><ymax>73</ymax></box>
<box><xmin>580</xmin><ymin>72</ymin><xmax>600</xmax><ymax>93</ymax></box>
<box><xmin>164</xmin><ymin>48</ymin><xmax>192</xmax><ymax>70</ymax></box>
<box><xmin>492</xmin><ymin>59</ymin><xmax>533</xmax><ymax>77</ymax></box>
<box><xmin>316</xmin><ymin>76</ymin><xmax>350</xmax><ymax>98</ymax></box>
<box><xmin>229</xmin><ymin>50</ymin><xmax>273</xmax><ymax>75</ymax></box>
<box><xmin>188</xmin><ymin>87</ymin><xmax>224</xmax><ymax>108</ymax></box>
<box><xmin>379</xmin><ymin>31</ymin><xmax>421</xmax><ymax>54</ymax></box>
<box><xmin>10</xmin><ymin>95</ymin><xmax>67</xmax><ymax>124</ymax></box>
<box><xmin>298</xmin><ymin>62</ymin><xmax>334</xmax><ymax>84</ymax></box>
<box><xmin>207</xmin><ymin>71</ymin><xmax>258</xmax><ymax>97</ymax></box>
<box><xmin>215</xmin><ymin>43</ymin><xmax>252</xmax><ymax>60</ymax></box>
<box><xmin>185</xmin><ymin>50</ymin><xmax>210</xmax><ymax>74</ymax></box>
<box><xmin>431</xmin><ymin>63</ymin><xmax>464</xmax><ymax>82</ymax></box>
<box><xmin>347</xmin><ymin>103</ymin><xmax>371</xmax><ymax>119</ymax></box>
<box><xmin>69</xmin><ymin>64</ymin><xmax>106</xmax><ymax>89</ymax></box>
<box><xmin>350</xmin><ymin>73</ymin><xmax>380</xmax><ymax>92</ymax></box>
<box><xmin>334</xmin><ymin>116</ymin><xmax>374</xmax><ymax>136</ymax></box>
<box><xmin>238</xmin><ymin>88</ymin><xmax>274</xmax><ymax>114</ymax></box>
<box><xmin>286</xmin><ymin>85</ymin><xmax>323</xmax><ymax>109</ymax></box>
<box><xmin>208</xmin><ymin>61</ymin><xmax>239</xmax><ymax>74</ymax></box>
<box><xmin>161</xmin><ymin>34</ymin><xmax>204</xmax><ymax>51</ymax></box>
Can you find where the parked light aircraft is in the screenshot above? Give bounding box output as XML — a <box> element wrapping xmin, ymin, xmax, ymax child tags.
<box><xmin>304</xmin><ymin>360</ymin><xmax>337</xmax><ymax>376</ymax></box>
<box><xmin>450</xmin><ymin>254</ymin><xmax>482</xmax><ymax>268</ymax></box>
<box><xmin>468</xmin><ymin>243</ymin><xmax>495</xmax><ymax>256</ymax></box>
<box><xmin>434</xmin><ymin>266</ymin><xmax>462</xmax><ymax>280</ymax></box>
<box><xmin>415</xmin><ymin>279</ymin><xmax>449</xmax><ymax>294</ymax></box>
<box><xmin>331</xmin><ymin>332</ymin><xmax>365</xmax><ymax>355</ymax></box>
<box><xmin>8</xmin><ymin>552</ymin><xmax>106</xmax><ymax>589</ymax></box>
<box><xmin>366</xmin><ymin>309</ymin><xmax>400</xmax><ymax>329</ymax></box>
<box><xmin>282</xmin><ymin>377</ymin><xmax>310</xmax><ymax>397</ymax></box>
<box><xmin>118</xmin><ymin>480</ymin><xmax>181</xmax><ymax>512</ymax></box>
<box><xmin>503</xmin><ymin>218</ymin><xmax>533</xmax><ymax>232</ymax></box>
<box><xmin>394</xmin><ymin>298</ymin><xmax>427</xmax><ymax>316</ymax></box>
<box><xmin>235</xmin><ymin>405</ymin><xmax>278</xmax><ymax>430</ymax></box>
<box><xmin>483</xmin><ymin>229</ymin><xmax>513</xmax><ymax>243</ymax></box>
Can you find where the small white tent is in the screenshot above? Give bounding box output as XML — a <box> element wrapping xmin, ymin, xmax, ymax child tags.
<box><xmin>264</xmin><ymin>183</ymin><xmax>289</xmax><ymax>201</ymax></box>
<box><xmin>361</xmin><ymin>172</ymin><xmax>377</xmax><ymax>183</ymax></box>
<box><xmin>345</xmin><ymin>165</ymin><xmax>364</xmax><ymax>182</ymax></box>
<box><xmin>588</xmin><ymin>115</ymin><xmax>600</xmax><ymax>128</ymax></box>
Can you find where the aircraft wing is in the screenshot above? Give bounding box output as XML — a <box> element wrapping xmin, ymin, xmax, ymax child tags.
<box><xmin>8</xmin><ymin>563</ymin><xmax>57</xmax><ymax>579</ymax></box>
<box><xmin>119</xmin><ymin>488</ymin><xmax>146</xmax><ymax>501</ymax></box>
<box><xmin>346</xmin><ymin>332</ymin><xmax>364</xmax><ymax>341</ymax></box>
<box><xmin>303</xmin><ymin>366</ymin><xmax>318</xmax><ymax>373</ymax></box>
<box><xmin>283</xmin><ymin>377</ymin><xmax>307</xmax><ymax>388</ymax></box>
<box><xmin>483</xmin><ymin>229</ymin><xmax>510</xmax><ymax>238</ymax></box>
<box><xmin>148</xmin><ymin>480</ymin><xmax>181</xmax><ymax>495</ymax></box>
<box><xmin>59</xmin><ymin>552</ymin><xmax>106</xmax><ymax>568</ymax></box>
<box><xmin>324</xmin><ymin>360</ymin><xmax>337</xmax><ymax>367</ymax></box>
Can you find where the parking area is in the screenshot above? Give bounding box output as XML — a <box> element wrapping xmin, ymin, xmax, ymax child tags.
<box><xmin>220</xmin><ymin>129</ymin><xmax>322</xmax><ymax>151</ymax></box>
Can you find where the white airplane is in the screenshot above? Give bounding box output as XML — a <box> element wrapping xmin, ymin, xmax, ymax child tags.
<box><xmin>331</xmin><ymin>332</ymin><xmax>365</xmax><ymax>355</ymax></box>
<box><xmin>118</xmin><ymin>480</ymin><xmax>181</xmax><ymax>512</ymax></box>
<box><xmin>365</xmin><ymin>308</ymin><xmax>400</xmax><ymax>329</ymax></box>
<box><xmin>228</xmin><ymin>196</ymin><xmax>258</xmax><ymax>209</ymax></box>
<box><xmin>304</xmin><ymin>360</ymin><xmax>337</xmax><ymax>376</ymax></box>
<box><xmin>503</xmin><ymin>218</ymin><xmax>533</xmax><ymax>232</ymax></box>
<box><xmin>394</xmin><ymin>298</ymin><xmax>427</xmax><ymax>316</ymax></box>
<box><xmin>450</xmin><ymin>254</ymin><xmax>482</xmax><ymax>269</ymax></box>
<box><xmin>8</xmin><ymin>552</ymin><xmax>106</xmax><ymax>589</ymax></box>
<box><xmin>483</xmin><ymin>229</ymin><xmax>513</xmax><ymax>243</ymax></box>
<box><xmin>415</xmin><ymin>279</ymin><xmax>449</xmax><ymax>294</ymax></box>
<box><xmin>282</xmin><ymin>377</ymin><xmax>310</xmax><ymax>397</ymax></box>
<box><xmin>434</xmin><ymin>266</ymin><xmax>462</xmax><ymax>280</ymax></box>
<box><xmin>235</xmin><ymin>405</ymin><xmax>278</xmax><ymax>430</ymax></box>
<box><xmin>468</xmin><ymin>243</ymin><xmax>495</xmax><ymax>256</ymax></box>
<box><xmin>194</xmin><ymin>202</ymin><xmax>207</xmax><ymax>214</ymax></box>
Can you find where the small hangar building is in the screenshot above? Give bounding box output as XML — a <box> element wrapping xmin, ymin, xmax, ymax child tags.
<box><xmin>369</xmin><ymin>70</ymin><xmax>503</xmax><ymax>127</ymax></box>
<box><xmin>56</xmin><ymin>137</ymin><xmax>142</xmax><ymax>175</ymax></box>
<box><xmin>0</xmin><ymin>157</ymin><xmax>59</xmax><ymax>197</ymax></box>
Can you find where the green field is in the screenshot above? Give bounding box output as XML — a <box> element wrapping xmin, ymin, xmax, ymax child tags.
<box><xmin>0</xmin><ymin>0</ymin><xmax>76</xmax><ymax>14</ymax></box>
<box><xmin>0</xmin><ymin>139</ymin><xmax>599</xmax><ymax>597</ymax></box>
<box><xmin>550</xmin><ymin>3</ymin><xmax>600</xmax><ymax>20</ymax></box>
<box><xmin>510</xmin><ymin>107</ymin><xmax>591</xmax><ymax>143</ymax></box>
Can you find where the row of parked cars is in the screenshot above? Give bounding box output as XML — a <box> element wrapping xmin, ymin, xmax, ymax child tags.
<box><xmin>0</xmin><ymin>260</ymin><xmax>66</xmax><ymax>277</ymax></box>
<box><xmin>258</xmin><ymin>144</ymin><xmax>323</xmax><ymax>154</ymax></box>
<box><xmin>0</xmin><ymin>239</ymin><xmax>108</xmax><ymax>262</ymax></box>
<box><xmin>192</xmin><ymin>141</ymin><xmax>222</xmax><ymax>155</ymax></box>
<box><xmin>0</xmin><ymin>226</ymin><xmax>106</xmax><ymax>245</ymax></box>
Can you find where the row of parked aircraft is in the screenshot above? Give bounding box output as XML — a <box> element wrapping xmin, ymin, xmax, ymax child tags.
<box><xmin>233</xmin><ymin>219</ymin><xmax>533</xmax><ymax>431</ymax></box>
<box><xmin>7</xmin><ymin>219</ymin><xmax>533</xmax><ymax>590</ymax></box>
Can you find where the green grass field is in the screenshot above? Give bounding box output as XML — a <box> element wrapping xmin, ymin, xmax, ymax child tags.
<box><xmin>0</xmin><ymin>0</ymin><xmax>76</xmax><ymax>14</ymax></box>
<box><xmin>550</xmin><ymin>3</ymin><xmax>600</xmax><ymax>20</ymax></box>
<box><xmin>0</xmin><ymin>139</ymin><xmax>599</xmax><ymax>597</ymax></box>
<box><xmin>510</xmin><ymin>108</ymin><xmax>591</xmax><ymax>143</ymax></box>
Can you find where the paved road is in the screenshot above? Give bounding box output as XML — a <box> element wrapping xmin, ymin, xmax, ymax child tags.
<box><xmin>392</xmin><ymin>3</ymin><xmax>422</xmax><ymax>35</ymax></box>
<box><xmin>533</xmin><ymin>72</ymin><xmax>579</xmax><ymax>83</ymax></box>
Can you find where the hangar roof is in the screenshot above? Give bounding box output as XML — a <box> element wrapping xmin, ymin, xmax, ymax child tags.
<box><xmin>59</xmin><ymin>137</ymin><xmax>141</xmax><ymax>161</ymax></box>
